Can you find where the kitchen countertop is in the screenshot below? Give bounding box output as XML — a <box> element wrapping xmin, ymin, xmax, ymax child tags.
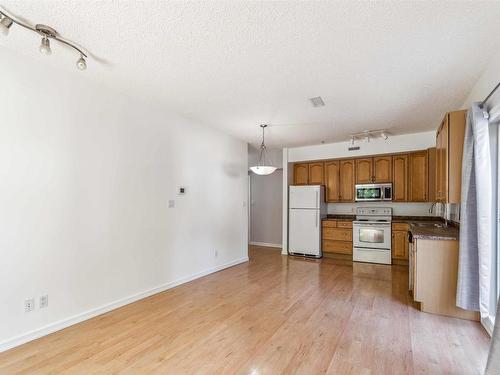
<box><xmin>323</xmin><ymin>214</ymin><xmax>356</xmax><ymax>220</ymax></box>
<box><xmin>408</xmin><ymin>222</ymin><xmax>459</xmax><ymax>241</ymax></box>
<box><xmin>323</xmin><ymin>214</ymin><xmax>459</xmax><ymax>240</ymax></box>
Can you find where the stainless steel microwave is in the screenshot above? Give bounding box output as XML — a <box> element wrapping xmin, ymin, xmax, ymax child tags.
<box><xmin>355</xmin><ymin>183</ymin><xmax>392</xmax><ymax>201</ymax></box>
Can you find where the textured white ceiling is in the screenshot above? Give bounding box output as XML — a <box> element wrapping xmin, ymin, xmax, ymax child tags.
<box><xmin>2</xmin><ymin>1</ymin><xmax>500</xmax><ymax>148</ymax></box>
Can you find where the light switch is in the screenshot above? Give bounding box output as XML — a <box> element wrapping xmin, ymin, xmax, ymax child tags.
<box><xmin>168</xmin><ymin>200</ymin><xmax>175</xmax><ymax>208</ymax></box>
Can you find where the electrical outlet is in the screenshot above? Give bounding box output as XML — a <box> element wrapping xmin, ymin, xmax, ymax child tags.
<box><xmin>25</xmin><ymin>298</ymin><xmax>35</xmax><ymax>313</ymax></box>
<box><xmin>40</xmin><ymin>295</ymin><xmax>48</xmax><ymax>309</ymax></box>
<box><xmin>168</xmin><ymin>200</ymin><xmax>175</xmax><ymax>208</ymax></box>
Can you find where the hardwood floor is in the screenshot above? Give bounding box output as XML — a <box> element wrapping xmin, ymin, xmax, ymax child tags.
<box><xmin>0</xmin><ymin>246</ymin><xmax>490</xmax><ymax>374</ymax></box>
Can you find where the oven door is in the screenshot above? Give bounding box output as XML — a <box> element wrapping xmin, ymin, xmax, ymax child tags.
<box><xmin>353</xmin><ymin>223</ymin><xmax>391</xmax><ymax>249</ymax></box>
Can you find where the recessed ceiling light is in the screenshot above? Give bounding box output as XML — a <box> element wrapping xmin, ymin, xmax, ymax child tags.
<box><xmin>309</xmin><ymin>96</ymin><xmax>325</xmax><ymax>107</ymax></box>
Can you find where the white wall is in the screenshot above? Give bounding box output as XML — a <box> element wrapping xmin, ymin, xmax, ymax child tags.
<box><xmin>288</xmin><ymin>131</ymin><xmax>436</xmax><ymax>162</ymax></box>
<box><xmin>0</xmin><ymin>50</ymin><xmax>248</xmax><ymax>351</ymax></box>
<box><xmin>463</xmin><ymin>48</ymin><xmax>500</xmax><ymax>109</ymax></box>
<box><xmin>250</xmin><ymin>171</ymin><xmax>283</xmax><ymax>246</ymax></box>
<box><xmin>248</xmin><ymin>146</ymin><xmax>283</xmax><ymax>247</ymax></box>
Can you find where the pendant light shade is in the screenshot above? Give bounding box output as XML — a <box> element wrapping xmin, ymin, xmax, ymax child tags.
<box><xmin>250</xmin><ymin>165</ymin><xmax>277</xmax><ymax>175</ymax></box>
<box><xmin>250</xmin><ymin>124</ymin><xmax>277</xmax><ymax>176</ymax></box>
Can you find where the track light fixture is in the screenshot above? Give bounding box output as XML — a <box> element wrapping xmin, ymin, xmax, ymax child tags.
<box><xmin>0</xmin><ymin>8</ymin><xmax>88</xmax><ymax>70</ymax></box>
<box><xmin>349</xmin><ymin>129</ymin><xmax>390</xmax><ymax>144</ymax></box>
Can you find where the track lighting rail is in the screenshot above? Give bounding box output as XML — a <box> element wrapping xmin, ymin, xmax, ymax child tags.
<box><xmin>0</xmin><ymin>7</ymin><xmax>88</xmax><ymax>70</ymax></box>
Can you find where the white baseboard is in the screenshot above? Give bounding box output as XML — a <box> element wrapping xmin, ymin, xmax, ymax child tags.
<box><xmin>249</xmin><ymin>241</ymin><xmax>282</xmax><ymax>249</ymax></box>
<box><xmin>0</xmin><ymin>256</ymin><xmax>249</xmax><ymax>353</ymax></box>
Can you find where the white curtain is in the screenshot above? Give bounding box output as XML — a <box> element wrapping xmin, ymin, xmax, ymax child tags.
<box><xmin>484</xmin><ymin>104</ymin><xmax>500</xmax><ymax>375</ymax></box>
<box><xmin>456</xmin><ymin>103</ymin><xmax>492</xmax><ymax>318</ymax></box>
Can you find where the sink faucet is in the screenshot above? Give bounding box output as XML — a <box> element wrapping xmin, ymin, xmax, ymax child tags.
<box><xmin>429</xmin><ymin>202</ymin><xmax>438</xmax><ymax>214</ymax></box>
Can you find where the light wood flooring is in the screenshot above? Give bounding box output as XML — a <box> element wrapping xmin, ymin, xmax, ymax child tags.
<box><xmin>0</xmin><ymin>246</ymin><xmax>490</xmax><ymax>374</ymax></box>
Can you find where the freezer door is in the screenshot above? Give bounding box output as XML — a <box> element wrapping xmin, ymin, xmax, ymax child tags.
<box><xmin>289</xmin><ymin>209</ymin><xmax>321</xmax><ymax>256</ymax></box>
<box><xmin>289</xmin><ymin>185</ymin><xmax>321</xmax><ymax>209</ymax></box>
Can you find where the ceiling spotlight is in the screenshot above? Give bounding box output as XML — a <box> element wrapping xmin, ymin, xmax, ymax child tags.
<box><xmin>76</xmin><ymin>55</ymin><xmax>87</xmax><ymax>70</ymax></box>
<box><xmin>381</xmin><ymin>132</ymin><xmax>388</xmax><ymax>140</ymax></box>
<box><xmin>39</xmin><ymin>37</ymin><xmax>52</xmax><ymax>55</ymax></box>
<box><xmin>0</xmin><ymin>15</ymin><xmax>13</xmax><ymax>36</ymax></box>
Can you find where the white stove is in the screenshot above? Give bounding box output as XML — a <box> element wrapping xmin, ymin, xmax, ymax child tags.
<box><xmin>353</xmin><ymin>207</ymin><xmax>392</xmax><ymax>265</ymax></box>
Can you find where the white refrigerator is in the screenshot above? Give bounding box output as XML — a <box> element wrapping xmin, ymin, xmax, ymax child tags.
<box><xmin>288</xmin><ymin>185</ymin><xmax>326</xmax><ymax>258</ymax></box>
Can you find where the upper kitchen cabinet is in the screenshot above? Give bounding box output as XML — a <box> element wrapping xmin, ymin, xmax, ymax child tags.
<box><xmin>308</xmin><ymin>162</ymin><xmax>324</xmax><ymax>185</ymax></box>
<box><xmin>392</xmin><ymin>154</ymin><xmax>408</xmax><ymax>202</ymax></box>
<box><xmin>293</xmin><ymin>162</ymin><xmax>324</xmax><ymax>185</ymax></box>
<box><xmin>408</xmin><ymin>151</ymin><xmax>428</xmax><ymax>202</ymax></box>
<box><xmin>373</xmin><ymin>156</ymin><xmax>392</xmax><ymax>183</ymax></box>
<box><xmin>293</xmin><ymin>163</ymin><xmax>309</xmax><ymax>185</ymax></box>
<box><xmin>325</xmin><ymin>161</ymin><xmax>340</xmax><ymax>202</ymax></box>
<box><xmin>355</xmin><ymin>158</ymin><xmax>373</xmax><ymax>183</ymax></box>
<box><xmin>356</xmin><ymin>157</ymin><xmax>392</xmax><ymax>184</ymax></box>
<box><xmin>427</xmin><ymin>147</ymin><xmax>437</xmax><ymax>202</ymax></box>
<box><xmin>339</xmin><ymin>159</ymin><xmax>355</xmax><ymax>202</ymax></box>
<box><xmin>436</xmin><ymin>110</ymin><xmax>466</xmax><ymax>203</ymax></box>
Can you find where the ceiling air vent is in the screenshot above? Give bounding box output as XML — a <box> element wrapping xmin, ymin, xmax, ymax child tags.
<box><xmin>309</xmin><ymin>96</ymin><xmax>325</xmax><ymax>107</ymax></box>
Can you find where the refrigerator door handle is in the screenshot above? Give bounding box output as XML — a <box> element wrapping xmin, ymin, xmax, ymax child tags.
<box><xmin>315</xmin><ymin>212</ymin><xmax>318</xmax><ymax>227</ymax></box>
<box><xmin>316</xmin><ymin>190</ymin><xmax>319</xmax><ymax>208</ymax></box>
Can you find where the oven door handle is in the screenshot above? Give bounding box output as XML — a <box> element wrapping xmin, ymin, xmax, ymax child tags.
<box><xmin>354</xmin><ymin>223</ymin><xmax>391</xmax><ymax>227</ymax></box>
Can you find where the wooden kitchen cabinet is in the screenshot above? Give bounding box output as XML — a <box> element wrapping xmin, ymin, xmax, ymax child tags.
<box><xmin>356</xmin><ymin>157</ymin><xmax>391</xmax><ymax>184</ymax></box>
<box><xmin>339</xmin><ymin>159</ymin><xmax>355</xmax><ymax>202</ymax></box>
<box><xmin>427</xmin><ymin>147</ymin><xmax>437</xmax><ymax>202</ymax></box>
<box><xmin>392</xmin><ymin>154</ymin><xmax>408</xmax><ymax>202</ymax></box>
<box><xmin>292</xmin><ymin>146</ymin><xmax>440</xmax><ymax>202</ymax></box>
<box><xmin>392</xmin><ymin>223</ymin><xmax>409</xmax><ymax>260</ymax></box>
<box><xmin>293</xmin><ymin>162</ymin><xmax>324</xmax><ymax>186</ymax></box>
<box><xmin>322</xmin><ymin>220</ymin><xmax>353</xmax><ymax>255</ymax></box>
<box><xmin>308</xmin><ymin>162</ymin><xmax>324</xmax><ymax>185</ymax></box>
<box><xmin>355</xmin><ymin>158</ymin><xmax>373</xmax><ymax>184</ymax></box>
<box><xmin>373</xmin><ymin>156</ymin><xmax>392</xmax><ymax>183</ymax></box>
<box><xmin>293</xmin><ymin>163</ymin><xmax>309</xmax><ymax>185</ymax></box>
<box><xmin>436</xmin><ymin>110</ymin><xmax>466</xmax><ymax>203</ymax></box>
<box><xmin>324</xmin><ymin>161</ymin><xmax>340</xmax><ymax>202</ymax></box>
<box><xmin>408</xmin><ymin>151</ymin><xmax>428</xmax><ymax>202</ymax></box>
<box><xmin>411</xmin><ymin>237</ymin><xmax>478</xmax><ymax>321</ymax></box>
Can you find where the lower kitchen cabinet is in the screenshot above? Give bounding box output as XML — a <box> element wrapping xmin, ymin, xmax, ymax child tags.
<box><xmin>322</xmin><ymin>220</ymin><xmax>353</xmax><ymax>255</ymax></box>
<box><xmin>411</xmin><ymin>237</ymin><xmax>479</xmax><ymax>321</ymax></box>
<box><xmin>392</xmin><ymin>223</ymin><xmax>409</xmax><ymax>261</ymax></box>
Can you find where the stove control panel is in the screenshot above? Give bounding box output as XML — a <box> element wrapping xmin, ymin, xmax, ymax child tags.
<box><xmin>356</xmin><ymin>207</ymin><xmax>392</xmax><ymax>216</ymax></box>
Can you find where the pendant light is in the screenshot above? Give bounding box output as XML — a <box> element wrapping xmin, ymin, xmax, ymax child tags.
<box><xmin>250</xmin><ymin>124</ymin><xmax>277</xmax><ymax>176</ymax></box>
